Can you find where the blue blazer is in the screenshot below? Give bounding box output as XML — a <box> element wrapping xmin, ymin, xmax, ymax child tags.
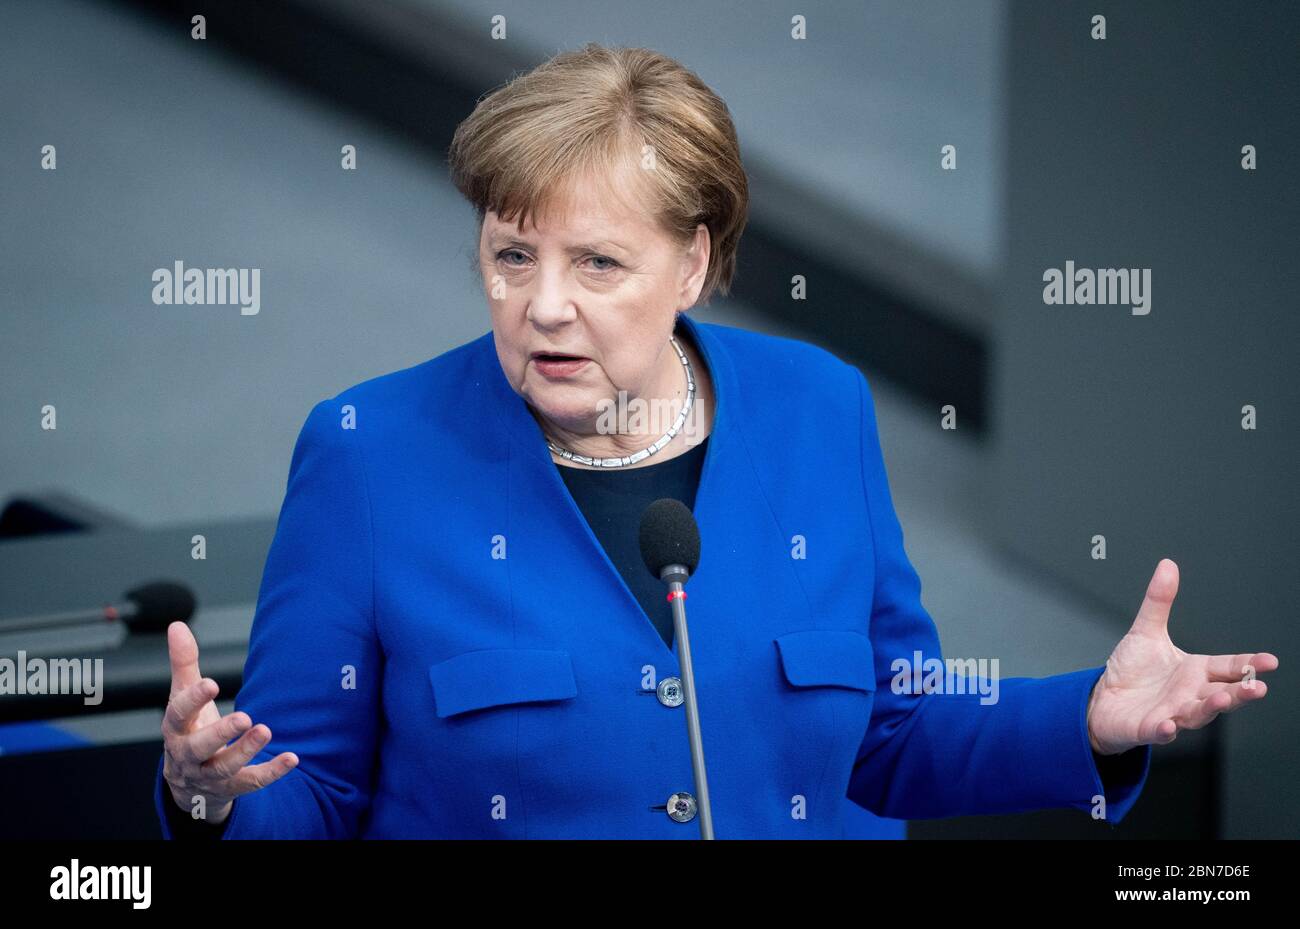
<box><xmin>156</xmin><ymin>312</ymin><xmax>1150</xmax><ymax>838</ymax></box>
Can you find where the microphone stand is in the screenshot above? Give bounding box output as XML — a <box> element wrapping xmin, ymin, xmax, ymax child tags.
<box><xmin>662</xmin><ymin>563</ymin><xmax>714</xmax><ymax>840</ymax></box>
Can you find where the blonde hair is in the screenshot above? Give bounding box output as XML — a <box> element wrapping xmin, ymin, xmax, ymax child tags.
<box><xmin>448</xmin><ymin>43</ymin><xmax>749</xmax><ymax>306</ymax></box>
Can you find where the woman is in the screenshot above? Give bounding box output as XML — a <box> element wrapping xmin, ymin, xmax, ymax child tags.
<box><xmin>155</xmin><ymin>44</ymin><xmax>1276</xmax><ymax>839</ymax></box>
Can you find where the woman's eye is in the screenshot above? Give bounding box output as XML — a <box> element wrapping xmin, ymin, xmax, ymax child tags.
<box><xmin>495</xmin><ymin>250</ymin><xmax>618</xmax><ymax>272</ymax></box>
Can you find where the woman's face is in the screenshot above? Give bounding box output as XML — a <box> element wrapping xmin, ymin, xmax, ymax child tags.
<box><xmin>479</xmin><ymin>173</ymin><xmax>709</xmax><ymax>443</ymax></box>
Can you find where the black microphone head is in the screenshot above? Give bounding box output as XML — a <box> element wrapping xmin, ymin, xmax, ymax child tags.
<box><xmin>639</xmin><ymin>498</ymin><xmax>701</xmax><ymax>580</ymax></box>
<box><xmin>123</xmin><ymin>581</ymin><xmax>197</xmax><ymax>632</ymax></box>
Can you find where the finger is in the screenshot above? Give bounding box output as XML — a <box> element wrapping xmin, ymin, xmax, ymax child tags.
<box><xmin>1148</xmin><ymin>718</ymin><xmax>1179</xmax><ymax>744</ymax></box>
<box><xmin>1170</xmin><ymin>689</ymin><xmax>1234</xmax><ymax>731</ymax></box>
<box><xmin>227</xmin><ymin>752</ymin><xmax>300</xmax><ymax>797</ymax></box>
<box><xmin>1173</xmin><ymin>680</ymin><xmax>1269</xmax><ymax>730</ymax></box>
<box><xmin>202</xmin><ymin>722</ymin><xmax>272</xmax><ymax>779</ymax></box>
<box><xmin>167</xmin><ymin>621</ymin><xmax>203</xmax><ymax>695</ymax></box>
<box><xmin>1129</xmin><ymin>558</ymin><xmax>1179</xmax><ymax>638</ymax></box>
<box><xmin>162</xmin><ymin>677</ymin><xmax>218</xmax><ymax>738</ymax></box>
<box><xmin>185</xmin><ymin>711</ymin><xmax>253</xmax><ymax>764</ymax></box>
<box><xmin>1215</xmin><ymin>678</ymin><xmax>1269</xmax><ymax>708</ymax></box>
<box><xmin>1205</xmin><ymin>652</ymin><xmax>1280</xmax><ymax>683</ymax></box>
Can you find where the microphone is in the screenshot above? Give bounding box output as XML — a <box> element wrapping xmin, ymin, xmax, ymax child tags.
<box><xmin>0</xmin><ymin>581</ymin><xmax>197</xmax><ymax>636</ymax></box>
<box><xmin>639</xmin><ymin>498</ymin><xmax>714</xmax><ymax>840</ymax></box>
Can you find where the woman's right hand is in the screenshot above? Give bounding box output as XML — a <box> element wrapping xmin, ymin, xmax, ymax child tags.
<box><xmin>161</xmin><ymin>621</ymin><xmax>298</xmax><ymax>825</ymax></box>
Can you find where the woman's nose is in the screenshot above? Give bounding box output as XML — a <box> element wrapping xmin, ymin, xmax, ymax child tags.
<box><xmin>524</xmin><ymin>264</ymin><xmax>578</xmax><ymax>328</ymax></box>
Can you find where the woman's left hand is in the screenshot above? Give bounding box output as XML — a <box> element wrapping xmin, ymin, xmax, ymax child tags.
<box><xmin>1086</xmin><ymin>558</ymin><xmax>1278</xmax><ymax>756</ymax></box>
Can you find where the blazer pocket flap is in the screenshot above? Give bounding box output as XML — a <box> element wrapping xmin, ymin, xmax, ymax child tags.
<box><xmin>775</xmin><ymin>630</ymin><xmax>876</xmax><ymax>692</ymax></box>
<box><xmin>429</xmin><ymin>649</ymin><xmax>577</xmax><ymax>718</ymax></box>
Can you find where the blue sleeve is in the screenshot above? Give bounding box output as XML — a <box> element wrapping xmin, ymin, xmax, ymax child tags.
<box><xmin>155</xmin><ymin>398</ymin><xmax>382</xmax><ymax>838</ymax></box>
<box><xmin>845</xmin><ymin>369</ymin><xmax>1151</xmax><ymax>825</ymax></box>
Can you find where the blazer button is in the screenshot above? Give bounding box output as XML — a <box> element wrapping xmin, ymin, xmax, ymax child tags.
<box><xmin>666</xmin><ymin>792</ymin><xmax>697</xmax><ymax>823</ymax></box>
<box><xmin>656</xmin><ymin>677</ymin><xmax>684</xmax><ymax>707</ymax></box>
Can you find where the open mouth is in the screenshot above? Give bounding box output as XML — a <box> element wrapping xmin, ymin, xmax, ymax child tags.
<box><xmin>531</xmin><ymin>352</ymin><xmax>591</xmax><ymax>378</ymax></box>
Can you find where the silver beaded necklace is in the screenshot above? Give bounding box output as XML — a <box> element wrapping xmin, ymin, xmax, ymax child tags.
<box><xmin>545</xmin><ymin>335</ymin><xmax>696</xmax><ymax>468</ymax></box>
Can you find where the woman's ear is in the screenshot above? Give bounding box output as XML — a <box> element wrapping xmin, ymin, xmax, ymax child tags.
<box><xmin>678</xmin><ymin>223</ymin><xmax>711</xmax><ymax>310</ymax></box>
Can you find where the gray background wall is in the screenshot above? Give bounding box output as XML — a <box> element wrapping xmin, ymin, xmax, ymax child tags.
<box><xmin>993</xmin><ymin>0</ymin><xmax>1298</xmax><ymax>838</ymax></box>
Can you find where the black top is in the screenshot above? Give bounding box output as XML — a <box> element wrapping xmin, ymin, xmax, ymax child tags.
<box><xmin>555</xmin><ymin>437</ymin><xmax>710</xmax><ymax>650</ymax></box>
